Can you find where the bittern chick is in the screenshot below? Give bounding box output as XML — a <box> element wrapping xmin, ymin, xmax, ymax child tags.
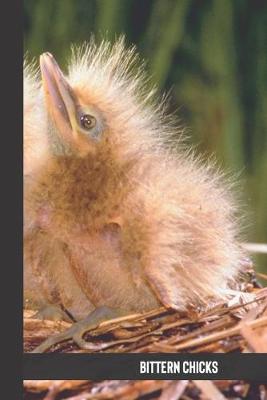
<box><xmin>25</xmin><ymin>39</ymin><xmax>246</xmax><ymax>351</ymax></box>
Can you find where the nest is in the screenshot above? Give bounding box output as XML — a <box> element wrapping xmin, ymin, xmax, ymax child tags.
<box><xmin>24</xmin><ymin>268</ymin><xmax>267</xmax><ymax>353</ymax></box>
<box><xmin>23</xmin><ymin>269</ymin><xmax>267</xmax><ymax>399</ymax></box>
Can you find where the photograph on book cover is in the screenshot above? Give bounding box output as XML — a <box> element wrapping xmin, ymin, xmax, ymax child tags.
<box><xmin>24</xmin><ymin>0</ymin><xmax>267</xmax><ymax>358</ymax></box>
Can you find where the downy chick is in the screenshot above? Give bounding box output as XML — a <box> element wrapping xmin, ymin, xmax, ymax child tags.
<box><xmin>24</xmin><ymin>39</ymin><xmax>246</xmax><ymax>328</ymax></box>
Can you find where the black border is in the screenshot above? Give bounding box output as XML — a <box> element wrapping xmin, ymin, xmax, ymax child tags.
<box><xmin>24</xmin><ymin>353</ymin><xmax>267</xmax><ymax>381</ymax></box>
<box><xmin>1</xmin><ymin>0</ymin><xmax>23</xmax><ymax>398</ymax></box>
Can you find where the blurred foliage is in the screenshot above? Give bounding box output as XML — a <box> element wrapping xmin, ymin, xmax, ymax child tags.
<box><xmin>24</xmin><ymin>0</ymin><xmax>267</xmax><ymax>271</ymax></box>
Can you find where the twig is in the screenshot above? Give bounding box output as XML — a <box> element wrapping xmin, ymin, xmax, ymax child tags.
<box><xmin>193</xmin><ymin>380</ymin><xmax>227</xmax><ymax>400</ymax></box>
<box><xmin>159</xmin><ymin>380</ymin><xmax>189</xmax><ymax>400</ymax></box>
<box><xmin>242</xmin><ymin>243</ymin><xmax>267</xmax><ymax>254</ymax></box>
<box><xmin>174</xmin><ymin>316</ymin><xmax>267</xmax><ymax>351</ymax></box>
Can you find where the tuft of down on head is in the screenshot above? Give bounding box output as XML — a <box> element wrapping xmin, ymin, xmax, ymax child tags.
<box><xmin>66</xmin><ymin>37</ymin><xmax>180</xmax><ymax>158</ymax></box>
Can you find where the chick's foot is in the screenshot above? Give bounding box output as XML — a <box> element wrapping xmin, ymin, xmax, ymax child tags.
<box><xmin>31</xmin><ymin>306</ymin><xmax>126</xmax><ymax>353</ymax></box>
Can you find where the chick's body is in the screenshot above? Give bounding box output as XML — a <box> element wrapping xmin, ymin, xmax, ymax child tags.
<box><xmin>24</xmin><ymin>40</ymin><xmax>245</xmax><ymax>320</ymax></box>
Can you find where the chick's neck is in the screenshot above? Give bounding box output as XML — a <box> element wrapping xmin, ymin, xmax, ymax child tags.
<box><xmin>34</xmin><ymin>146</ymin><xmax>135</xmax><ymax>240</ymax></box>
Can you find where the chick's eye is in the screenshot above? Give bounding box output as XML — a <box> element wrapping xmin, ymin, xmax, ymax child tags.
<box><xmin>80</xmin><ymin>114</ymin><xmax>96</xmax><ymax>130</ymax></box>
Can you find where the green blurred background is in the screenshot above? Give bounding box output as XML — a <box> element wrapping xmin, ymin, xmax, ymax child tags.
<box><xmin>24</xmin><ymin>0</ymin><xmax>267</xmax><ymax>271</ymax></box>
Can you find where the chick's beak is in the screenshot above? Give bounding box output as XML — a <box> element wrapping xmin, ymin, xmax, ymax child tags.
<box><xmin>40</xmin><ymin>52</ymin><xmax>78</xmax><ymax>145</ymax></box>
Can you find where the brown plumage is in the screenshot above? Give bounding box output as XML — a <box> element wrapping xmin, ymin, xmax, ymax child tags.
<box><xmin>24</xmin><ymin>38</ymin><xmax>246</xmax><ymax>321</ymax></box>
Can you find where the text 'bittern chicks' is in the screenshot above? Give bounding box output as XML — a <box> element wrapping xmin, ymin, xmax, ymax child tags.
<box><xmin>24</xmin><ymin>38</ymin><xmax>246</xmax><ymax>346</ymax></box>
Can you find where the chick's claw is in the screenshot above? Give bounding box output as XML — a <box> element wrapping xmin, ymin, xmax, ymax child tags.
<box><xmin>31</xmin><ymin>306</ymin><xmax>126</xmax><ymax>353</ymax></box>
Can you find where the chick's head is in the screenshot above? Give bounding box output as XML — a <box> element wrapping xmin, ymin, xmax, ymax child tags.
<box><xmin>37</xmin><ymin>38</ymin><xmax>168</xmax><ymax>238</ymax></box>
